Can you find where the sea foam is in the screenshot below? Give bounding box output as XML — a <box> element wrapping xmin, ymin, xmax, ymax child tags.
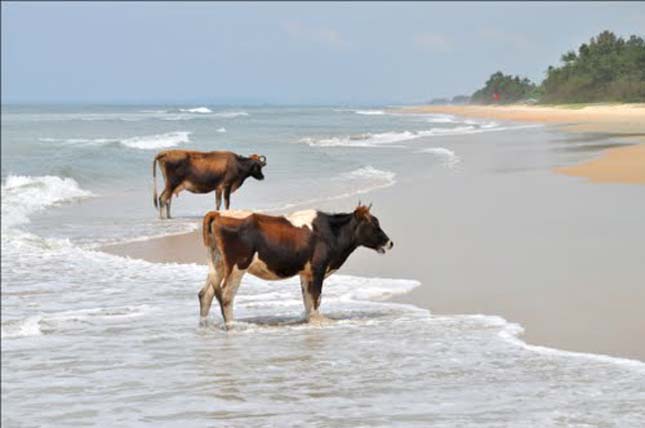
<box><xmin>299</xmin><ymin>123</ymin><xmax>540</xmax><ymax>148</ymax></box>
<box><xmin>355</xmin><ymin>110</ymin><xmax>386</xmax><ymax>116</ymax></box>
<box><xmin>179</xmin><ymin>107</ymin><xmax>213</xmax><ymax>114</ymax></box>
<box><xmin>212</xmin><ymin>111</ymin><xmax>249</xmax><ymax>118</ymax></box>
<box><xmin>1</xmin><ymin>175</ymin><xmax>94</xmax><ymax>228</ymax></box>
<box><xmin>420</xmin><ymin>147</ymin><xmax>461</xmax><ymax>168</ymax></box>
<box><xmin>119</xmin><ymin>131</ymin><xmax>191</xmax><ymax>149</ymax></box>
<box><xmin>39</xmin><ymin>131</ymin><xmax>191</xmax><ymax>150</ymax></box>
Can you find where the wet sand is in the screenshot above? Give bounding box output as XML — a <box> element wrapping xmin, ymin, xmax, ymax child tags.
<box><xmin>102</xmin><ymin>105</ymin><xmax>645</xmax><ymax>361</ymax></box>
<box><xmin>405</xmin><ymin>104</ymin><xmax>645</xmax><ymax>184</ymax></box>
<box><xmin>102</xmin><ymin>175</ymin><xmax>645</xmax><ymax>361</ymax></box>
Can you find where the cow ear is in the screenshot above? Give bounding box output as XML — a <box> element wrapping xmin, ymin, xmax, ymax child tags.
<box><xmin>354</xmin><ymin>205</ymin><xmax>369</xmax><ymax>221</ymax></box>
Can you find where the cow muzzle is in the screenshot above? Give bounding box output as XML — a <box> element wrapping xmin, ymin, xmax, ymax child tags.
<box><xmin>376</xmin><ymin>240</ymin><xmax>394</xmax><ymax>254</ymax></box>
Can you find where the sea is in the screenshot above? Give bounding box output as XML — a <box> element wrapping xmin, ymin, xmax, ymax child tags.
<box><xmin>2</xmin><ymin>105</ymin><xmax>644</xmax><ymax>427</ymax></box>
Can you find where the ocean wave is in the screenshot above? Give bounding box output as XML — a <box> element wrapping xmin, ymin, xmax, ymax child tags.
<box><xmin>119</xmin><ymin>131</ymin><xmax>191</xmax><ymax>149</ymax></box>
<box><xmin>1</xmin><ymin>175</ymin><xmax>94</xmax><ymax>229</ymax></box>
<box><xmin>216</xmin><ymin>127</ymin><xmax>227</xmax><ymax>133</ymax></box>
<box><xmin>179</xmin><ymin>107</ymin><xmax>212</xmax><ymax>114</ymax></box>
<box><xmin>355</xmin><ymin>110</ymin><xmax>386</xmax><ymax>116</ymax></box>
<box><xmin>425</xmin><ymin>114</ymin><xmax>458</xmax><ymax>123</ymax></box>
<box><xmin>272</xmin><ymin>166</ymin><xmax>396</xmax><ymax>212</ymax></box>
<box><xmin>337</xmin><ymin>165</ymin><xmax>396</xmax><ymax>183</ymax></box>
<box><xmin>299</xmin><ymin>132</ymin><xmax>415</xmax><ymax>148</ymax></box>
<box><xmin>333</xmin><ymin>108</ymin><xmax>386</xmax><ymax>116</ymax></box>
<box><xmin>420</xmin><ymin>147</ymin><xmax>461</xmax><ymax>168</ymax></box>
<box><xmin>485</xmin><ymin>315</ymin><xmax>645</xmax><ymax>371</ymax></box>
<box><xmin>212</xmin><ymin>111</ymin><xmax>249</xmax><ymax>118</ymax></box>
<box><xmin>299</xmin><ymin>124</ymin><xmax>540</xmax><ymax>148</ymax></box>
<box><xmin>1</xmin><ymin>305</ymin><xmax>154</xmax><ymax>338</ymax></box>
<box><xmin>39</xmin><ymin>131</ymin><xmax>191</xmax><ymax>150</ymax></box>
<box><xmin>1</xmin><ymin>316</ymin><xmax>43</xmax><ymax>338</ymax></box>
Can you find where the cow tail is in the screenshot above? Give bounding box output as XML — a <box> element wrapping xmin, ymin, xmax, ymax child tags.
<box><xmin>153</xmin><ymin>154</ymin><xmax>160</xmax><ymax>208</ymax></box>
<box><xmin>202</xmin><ymin>211</ymin><xmax>220</xmax><ymax>247</ymax></box>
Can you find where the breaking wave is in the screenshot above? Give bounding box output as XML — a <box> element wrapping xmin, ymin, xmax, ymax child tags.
<box><xmin>355</xmin><ymin>110</ymin><xmax>386</xmax><ymax>116</ymax></box>
<box><xmin>425</xmin><ymin>114</ymin><xmax>458</xmax><ymax>123</ymax></box>
<box><xmin>212</xmin><ymin>111</ymin><xmax>249</xmax><ymax>118</ymax></box>
<box><xmin>39</xmin><ymin>131</ymin><xmax>191</xmax><ymax>150</ymax></box>
<box><xmin>119</xmin><ymin>131</ymin><xmax>190</xmax><ymax>149</ymax></box>
<box><xmin>178</xmin><ymin>107</ymin><xmax>213</xmax><ymax>114</ymax></box>
<box><xmin>299</xmin><ymin>124</ymin><xmax>540</xmax><ymax>148</ymax></box>
<box><xmin>1</xmin><ymin>175</ymin><xmax>94</xmax><ymax>229</ymax></box>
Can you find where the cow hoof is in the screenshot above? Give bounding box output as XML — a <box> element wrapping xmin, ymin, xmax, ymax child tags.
<box><xmin>199</xmin><ymin>317</ymin><xmax>209</xmax><ymax>327</ymax></box>
<box><xmin>307</xmin><ymin>313</ymin><xmax>332</xmax><ymax>326</ymax></box>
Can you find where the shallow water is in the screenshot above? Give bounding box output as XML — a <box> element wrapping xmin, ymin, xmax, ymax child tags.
<box><xmin>2</xmin><ymin>106</ymin><xmax>645</xmax><ymax>427</ymax></box>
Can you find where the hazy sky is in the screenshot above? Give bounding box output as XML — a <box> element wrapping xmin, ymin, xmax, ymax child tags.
<box><xmin>2</xmin><ymin>2</ymin><xmax>644</xmax><ymax>105</ymax></box>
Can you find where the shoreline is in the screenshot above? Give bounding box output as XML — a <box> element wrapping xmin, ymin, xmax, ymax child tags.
<box><xmin>403</xmin><ymin>103</ymin><xmax>645</xmax><ymax>184</ymax></box>
<box><xmin>101</xmin><ymin>104</ymin><xmax>645</xmax><ymax>361</ymax></box>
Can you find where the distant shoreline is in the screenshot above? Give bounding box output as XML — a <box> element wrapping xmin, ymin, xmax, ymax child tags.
<box><xmin>401</xmin><ymin>103</ymin><xmax>645</xmax><ymax>184</ymax></box>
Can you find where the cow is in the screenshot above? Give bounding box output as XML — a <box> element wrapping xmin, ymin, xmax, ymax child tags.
<box><xmin>152</xmin><ymin>150</ymin><xmax>267</xmax><ymax>219</ymax></box>
<box><xmin>198</xmin><ymin>204</ymin><xmax>394</xmax><ymax>327</ymax></box>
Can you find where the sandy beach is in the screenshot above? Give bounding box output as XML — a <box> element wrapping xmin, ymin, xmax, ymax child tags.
<box><xmin>405</xmin><ymin>104</ymin><xmax>645</xmax><ymax>184</ymax></box>
<box><xmin>102</xmin><ymin>104</ymin><xmax>645</xmax><ymax>361</ymax></box>
<box><xmin>6</xmin><ymin>4</ymin><xmax>645</xmax><ymax>424</ymax></box>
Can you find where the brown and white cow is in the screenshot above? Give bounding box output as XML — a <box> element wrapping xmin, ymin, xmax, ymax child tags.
<box><xmin>152</xmin><ymin>150</ymin><xmax>267</xmax><ymax>219</ymax></box>
<box><xmin>199</xmin><ymin>204</ymin><xmax>394</xmax><ymax>327</ymax></box>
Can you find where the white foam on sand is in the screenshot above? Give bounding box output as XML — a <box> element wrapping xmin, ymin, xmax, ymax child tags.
<box><xmin>273</xmin><ymin>166</ymin><xmax>397</xmax><ymax>212</ymax></box>
<box><xmin>419</xmin><ymin>147</ymin><xmax>461</xmax><ymax>168</ymax></box>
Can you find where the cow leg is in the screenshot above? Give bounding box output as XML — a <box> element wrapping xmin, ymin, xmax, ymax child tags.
<box><xmin>215</xmin><ymin>188</ymin><xmax>222</xmax><ymax>211</ymax></box>
<box><xmin>198</xmin><ymin>256</ymin><xmax>225</xmax><ymax>325</ymax></box>
<box><xmin>165</xmin><ymin>196</ymin><xmax>172</xmax><ymax>219</ymax></box>
<box><xmin>220</xmin><ymin>267</ymin><xmax>245</xmax><ymax>328</ymax></box>
<box><xmin>307</xmin><ymin>272</ymin><xmax>326</xmax><ymax>324</ymax></box>
<box><xmin>159</xmin><ymin>185</ymin><xmax>173</xmax><ymax>219</ymax></box>
<box><xmin>223</xmin><ymin>186</ymin><xmax>232</xmax><ymax>210</ymax></box>
<box><xmin>299</xmin><ymin>274</ymin><xmax>315</xmax><ymax>318</ymax></box>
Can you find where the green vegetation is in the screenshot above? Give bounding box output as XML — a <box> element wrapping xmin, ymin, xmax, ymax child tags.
<box><xmin>469</xmin><ymin>31</ymin><xmax>645</xmax><ymax>105</ymax></box>
<box><xmin>470</xmin><ymin>72</ymin><xmax>539</xmax><ymax>104</ymax></box>
<box><xmin>541</xmin><ymin>31</ymin><xmax>645</xmax><ymax>103</ymax></box>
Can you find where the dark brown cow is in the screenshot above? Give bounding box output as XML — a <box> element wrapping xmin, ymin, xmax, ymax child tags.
<box><xmin>199</xmin><ymin>204</ymin><xmax>394</xmax><ymax>327</ymax></box>
<box><xmin>152</xmin><ymin>150</ymin><xmax>267</xmax><ymax>219</ymax></box>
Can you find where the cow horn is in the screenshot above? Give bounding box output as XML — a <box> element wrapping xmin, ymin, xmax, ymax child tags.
<box><xmin>259</xmin><ymin>155</ymin><xmax>267</xmax><ymax>165</ymax></box>
<box><xmin>368</xmin><ymin>203</ymin><xmax>373</xmax><ymax>211</ymax></box>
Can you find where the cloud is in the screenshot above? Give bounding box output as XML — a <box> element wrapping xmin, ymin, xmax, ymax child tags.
<box><xmin>414</xmin><ymin>33</ymin><xmax>452</xmax><ymax>52</ymax></box>
<box><xmin>282</xmin><ymin>21</ymin><xmax>351</xmax><ymax>50</ymax></box>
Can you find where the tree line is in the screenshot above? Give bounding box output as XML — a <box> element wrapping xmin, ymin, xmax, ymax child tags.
<box><xmin>467</xmin><ymin>31</ymin><xmax>645</xmax><ymax>105</ymax></box>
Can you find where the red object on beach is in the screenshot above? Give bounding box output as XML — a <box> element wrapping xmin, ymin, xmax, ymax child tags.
<box><xmin>493</xmin><ymin>92</ymin><xmax>500</xmax><ymax>102</ymax></box>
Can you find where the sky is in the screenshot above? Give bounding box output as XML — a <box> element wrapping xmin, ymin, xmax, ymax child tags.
<box><xmin>2</xmin><ymin>2</ymin><xmax>644</xmax><ymax>105</ymax></box>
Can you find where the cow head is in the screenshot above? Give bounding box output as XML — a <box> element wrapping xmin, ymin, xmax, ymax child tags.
<box><xmin>248</xmin><ymin>154</ymin><xmax>267</xmax><ymax>180</ymax></box>
<box><xmin>353</xmin><ymin>203</ymin><xmax>393</xmax><ymax>254</ymax></box>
